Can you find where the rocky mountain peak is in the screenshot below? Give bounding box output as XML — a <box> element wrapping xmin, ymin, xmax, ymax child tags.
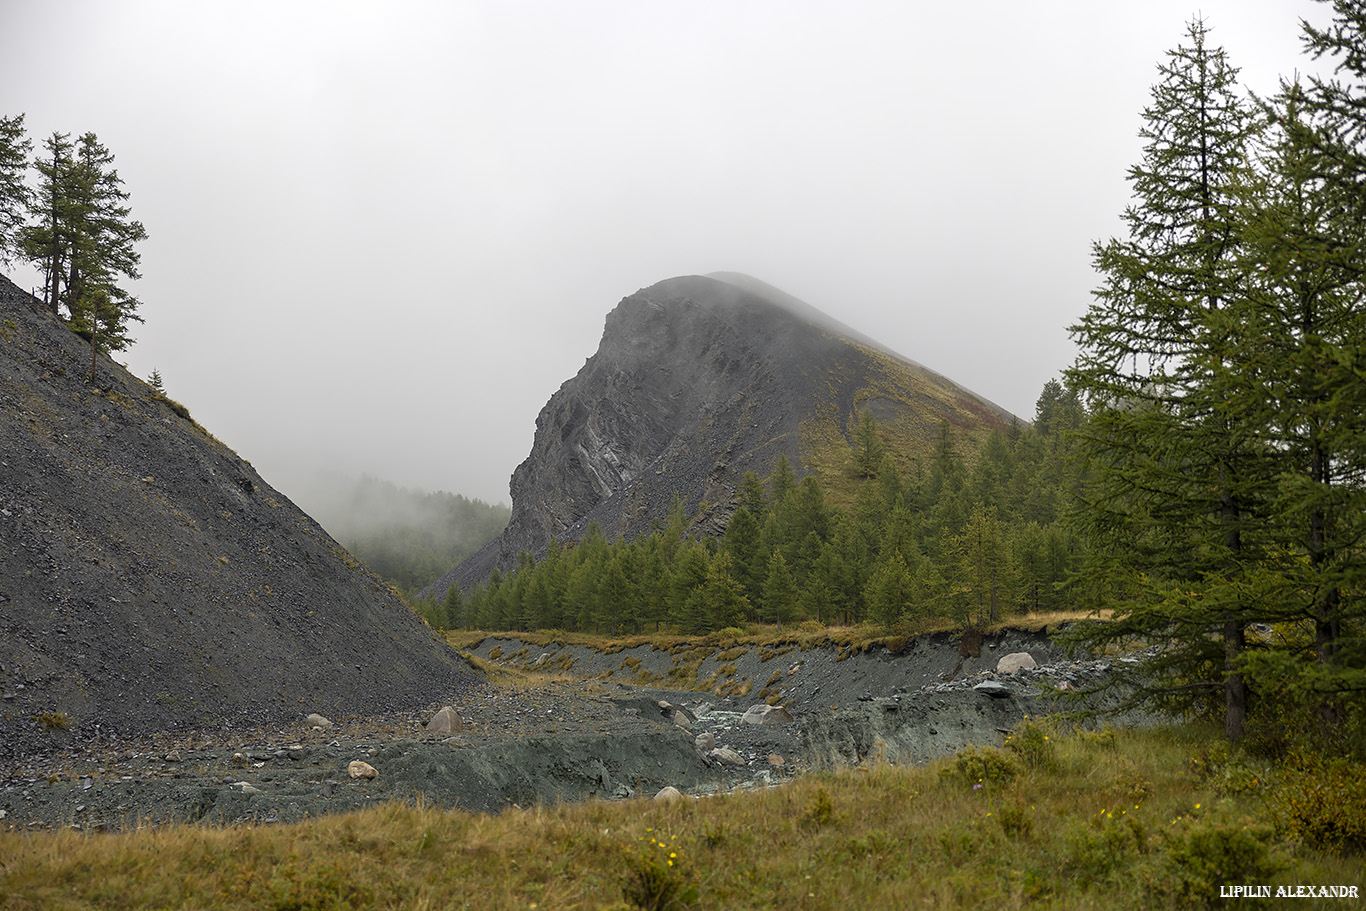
<box><xmin>433</xmin><ymin>274</ymin><xmax>1015</xmax><ymax>596</ymax></box>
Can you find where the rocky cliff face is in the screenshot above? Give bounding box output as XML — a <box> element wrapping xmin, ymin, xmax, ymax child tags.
<box><xmin>0</xmin><ymin>275</ymin><xmax>476</xmax><ymax>761</ymax></box>
<box><xmin>434</xmin><ymin>273</ymin><xmax>1016</xmax><ymax>596</ymax></box>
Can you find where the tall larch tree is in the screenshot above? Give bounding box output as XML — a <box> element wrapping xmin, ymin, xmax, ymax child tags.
<box><xmin>20</xmin><ymin>131</ymin><xmax>147</xmax><ymax>379</ymax></box>
<box><xmin>1231</xmin><ymin>0</ymin><xmax>1366</xmax><ymax>725</ymax></box>
<box><xmin>66</xmin><ymin>133</ymin><xmax>148</xmax><ymax>380</ymax></box>
<box><xmin>22</xmin><ymin>131</ymin><xmax>75</xmax><ymax>315</ymax></box>
<box><xmin>0</xmin><ymin>114</ymin><xmax>30</xmax><ymax>269</ymax></box>
<box><xmin>1066</xmin><ymin>17</ymin><xmax>1263</xmax><ymax>739</ymax></box>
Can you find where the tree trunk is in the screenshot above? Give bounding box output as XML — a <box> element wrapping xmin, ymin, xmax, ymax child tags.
<box><xmin>1224</xmin><ymin>618</ymin><xmax>1246</xmax><ymax>740</ymax></box>
<box><xmin>1309</xmin><ymin>437</ymin><xmax>1343</xmax><ymax>727</ymax></box>
<box><xmin>89</xmin><ymin>311</ymin><xmax>98</xmax><ymax>385</ymax></box>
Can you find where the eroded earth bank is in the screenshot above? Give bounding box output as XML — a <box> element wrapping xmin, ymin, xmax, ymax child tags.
<box><xmin>1</xmin><ymin>628</ymin><xmax>1141</xmax><ymax>831</ymax></box>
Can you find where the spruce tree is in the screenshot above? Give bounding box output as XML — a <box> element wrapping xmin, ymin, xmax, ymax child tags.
<box><xmin>67</xmin><ymin>133</ymin><xmax>148</xmax><ymax>379</ymax></box>
<box><xmin>671</xmin><ymin>541</ymin><xmax>710</xmax><ymax>634</ymax></box>
<box><xmin>703</xmin><ymin>553</ymin><xmax>749</xmax><ymax>632</ymax></box>
<box><xmin>955</xmin><ymin>505</ymin><xmax>1014</xmax><ymax>626</ymax></box>
<box><xmin>566</xmin><ymin>562</ymin><xmax>598</xmax><ymax>633</ymax></box>
<box><xmin>738</xmin><ymin>471</ymin><xmax>768</xmax><ymax>518</ymax></box>
<box><xmin>866</xmin><ymin>551</ymin><xmax>913</xmax><ymax>629</ymax></box>
<box><xmin>769</xmin><ymin>454</ymin><xmax>796</xmax><ymax>503</ymax></box>
<box><xmin>851</xmin><ymin>408</ymin><xmax>886</xmax><ymax>478</ymax></box>
<box><xmin>442</xmin><ymin>581</ymin><xmax>465</xmax><ymax>629</ymax></box>
<box><xmin>722</xmin><ymin>507</ymin><xmax>763</xmax><ymax>601</ymax></box>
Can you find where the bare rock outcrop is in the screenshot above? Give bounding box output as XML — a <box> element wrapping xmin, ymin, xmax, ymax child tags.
<box><xmin>430</xmin><ymin>273</ymin><xmax>1015</xmax><ymax>594</ymax></box>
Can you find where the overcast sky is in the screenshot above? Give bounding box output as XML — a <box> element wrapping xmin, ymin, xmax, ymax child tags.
<box><xmin>1</xmin><ymin>1</ymin><xmax>1334</xmax><ymax>510</ymax></box>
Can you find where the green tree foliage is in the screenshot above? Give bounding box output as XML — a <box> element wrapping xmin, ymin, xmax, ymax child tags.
<box><xmin>0</xmin><ymin>113</ymin><xmax>30</xmax><ymax>269</ymax></box>
<box><xmin>722</xmin><ymin>507</ymin><xmax>763</xmax><ymax>600</ymax></box>
<box><xmin>702</xmin><ymin>553</ymin><xmax>750</xmax><ymax>631</ymax></box>
<box><xmin>671</xmin><ymin>540</ymin><xmax>711</xmax><ymax>634</ymax></box>
<box><xmin>19</xmin><ymin>132</ymin><xmax>148</xmax><ymax>379</ymax></box>
<box><xmin>738</xmin><ymin>471</ymin><xmax>768</xmax><ymax>517</ymax></box>
<box><xmin>851</xmin><ymin>408</ymin><xmax>887</xmax><ymax>479</ymax></box>
<box><xmin>446</xmin><ymin>376</ymin><xmax>1087</xmax><ymax>634</ymax></box>
<box><xmin>770</xmin><ymin>454</ymin><xmax>796</xmax><ymax>503</ymax></box>
<box><xmin>22</xmin><ymin>131</ymin><xmax>77</xmax><ymax>316</ymax></box>
<box><xmin>1069</xmin><ymin>8</ymin><xmax>1366</xmax><ymax>740</ymax></box>
<box><xmin>866</xmin><ymin>551</ymin><xmax>914</xmax><ymax>630</ymax></box>
<box><xmin>953</xmin><ymin>505</ymin><xmax>1015</xmax><ymax>627</ymax></box>
<box><xmin>1224</xmin><ymin>1</ymin><xmax>1366</xmax><ymax>725</ymax></box>
<box><xmin>67</xmin><ymin>134</ymin><xmax>148</xmax><ymax>364</ymax></box>
<box><xmin>441</xmin><ymin>581</ymin><xmax>464</xmax><ymax>630</ymax></box>
<box><xmin>761</xmin><ymin>551</ymin><xmax>797</xmax><ymax>628</ymax></box>
<box><xmin>1067</xmin><ymin>17</ymin><xmax>1263</xmax><ymax>739</ymax></box>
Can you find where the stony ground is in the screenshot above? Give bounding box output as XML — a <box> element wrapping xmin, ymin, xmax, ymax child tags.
<box><xmin>0</xmin><ymin>678</ymin><xmax>794</xmax><ymax>830</ymax></box>
<box><xmin>1</xmin><ymin>627</ymin><xmax>1138</xmax><ymax>831</ymax></box>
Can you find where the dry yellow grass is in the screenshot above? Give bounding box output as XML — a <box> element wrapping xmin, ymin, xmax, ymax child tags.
<box><xmin>450</xmin><ymin>614</ymin><xmax>1096</xmax><ymax>656</ymax></box>
<box><xmin>450</xmin><ymin>614</ymin><xmax>1103</xmax><ymax>694</ymax></box>
<box><xmin>2</xmin><ymin>723</ymin><xmax>1359</xmax><ymax>910</ymax></box>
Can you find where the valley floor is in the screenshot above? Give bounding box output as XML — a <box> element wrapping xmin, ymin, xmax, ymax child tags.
<box><xmin>2</xmin><ymin>630</ymin><xmax>1362</xmax><ymax>909</ymax></box>
<box><xmin>2</xmin><ymin>626</ymin><xmax>1110</xmax><ymax>830</ymax></box>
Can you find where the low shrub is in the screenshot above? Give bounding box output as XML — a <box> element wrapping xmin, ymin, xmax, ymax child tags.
<box><xmin>36</xmin><ymin>711</ymin><xmax>70</xmax><ymax>732</ymax></box>
<box><xmin>1267</xmin><ymin>753</ymin><xmax>1366</xmax><ymax>855</ymax></box>
<box><xmin>996</xmin><ymin>800</ymin><xmax>1034</xmax><ymax>840</ymax></box>
<box><xmin>801</xmin><ymin>787</ymin><xmax>837</xmax><ymax>829</ymax></box>
<box><xmin>1186</xmin><ymin>740</ymin><xmax>1268</xmax><ymax>797</ymax></box>
<box><xmin>1003</xmin><ymin>716</ymin><xmax>1057</xmax><ymax>771</ymax></box>
<box><xmin>1143</xmin><ymin>819</ymin><xmax>1283</xmax><ymax>909</ymax></box>
<box><xmin>1078</xmin><ymin>726</ymin><xmax>1118</xmax><ymax>750</ymax></box>
<box><xmin>940</xmin><ymin>745</ymin><xmax>1020</xmax><ymax>788</ymax></box>
<box><xmin>1062</xmin><ymin>810</ymin><xmax>1148</xmax><ymax>887</ymax></box>
<box><xmin>1109</xmin><ymin>758</ymin><xmax>1153</xmax><ymax>805</ymax></box>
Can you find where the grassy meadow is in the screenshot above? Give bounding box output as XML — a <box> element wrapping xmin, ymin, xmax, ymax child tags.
<box><xmin>2</xmin><ymin>717</ymin><xmax>1362</xmax><ymax>910</ymax></box>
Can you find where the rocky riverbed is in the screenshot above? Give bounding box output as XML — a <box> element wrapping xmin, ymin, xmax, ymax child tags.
<box><xmin>1</xmin><ymin>628</ymin><xmax>1141</xmax><ymax>831</ymax></box>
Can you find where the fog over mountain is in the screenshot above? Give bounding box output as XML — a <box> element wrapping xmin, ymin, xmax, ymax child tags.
<box><xmin>431</xmin><ymin>272</ymin><xmax>1021</xmax><ymax>595</ymax></box>
<box><xmin>1</xmin><ymin>1</ymin><xmax>1331</xmax><ymax>506</ymax></box>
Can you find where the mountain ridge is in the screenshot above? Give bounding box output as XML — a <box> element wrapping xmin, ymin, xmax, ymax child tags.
<box><xmin>429</xmin><ymin>274</ymin><xmax>1017</xmax><ymax>598</ymax></box>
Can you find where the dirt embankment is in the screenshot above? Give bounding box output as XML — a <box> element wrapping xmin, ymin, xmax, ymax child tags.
<box><xmin>466</xmin><ymin>627</ymin><xmax>1139</xmax><ymax>769</ymax></box>
<box><xmin>2</xmin><ymin>628</ymin><xmax>1137</xmax><ymax>831</ymax></box>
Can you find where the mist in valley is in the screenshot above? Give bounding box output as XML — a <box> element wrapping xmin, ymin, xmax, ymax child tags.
<box><xmin>0</xmin><ymin>0</ymin><xmax>1326</xmax><ymax>510</ymax></box>
<box><xmin>288</xmin><ymin>472</ymin><xmax>510</xmax><ymax>594</ymax></box>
